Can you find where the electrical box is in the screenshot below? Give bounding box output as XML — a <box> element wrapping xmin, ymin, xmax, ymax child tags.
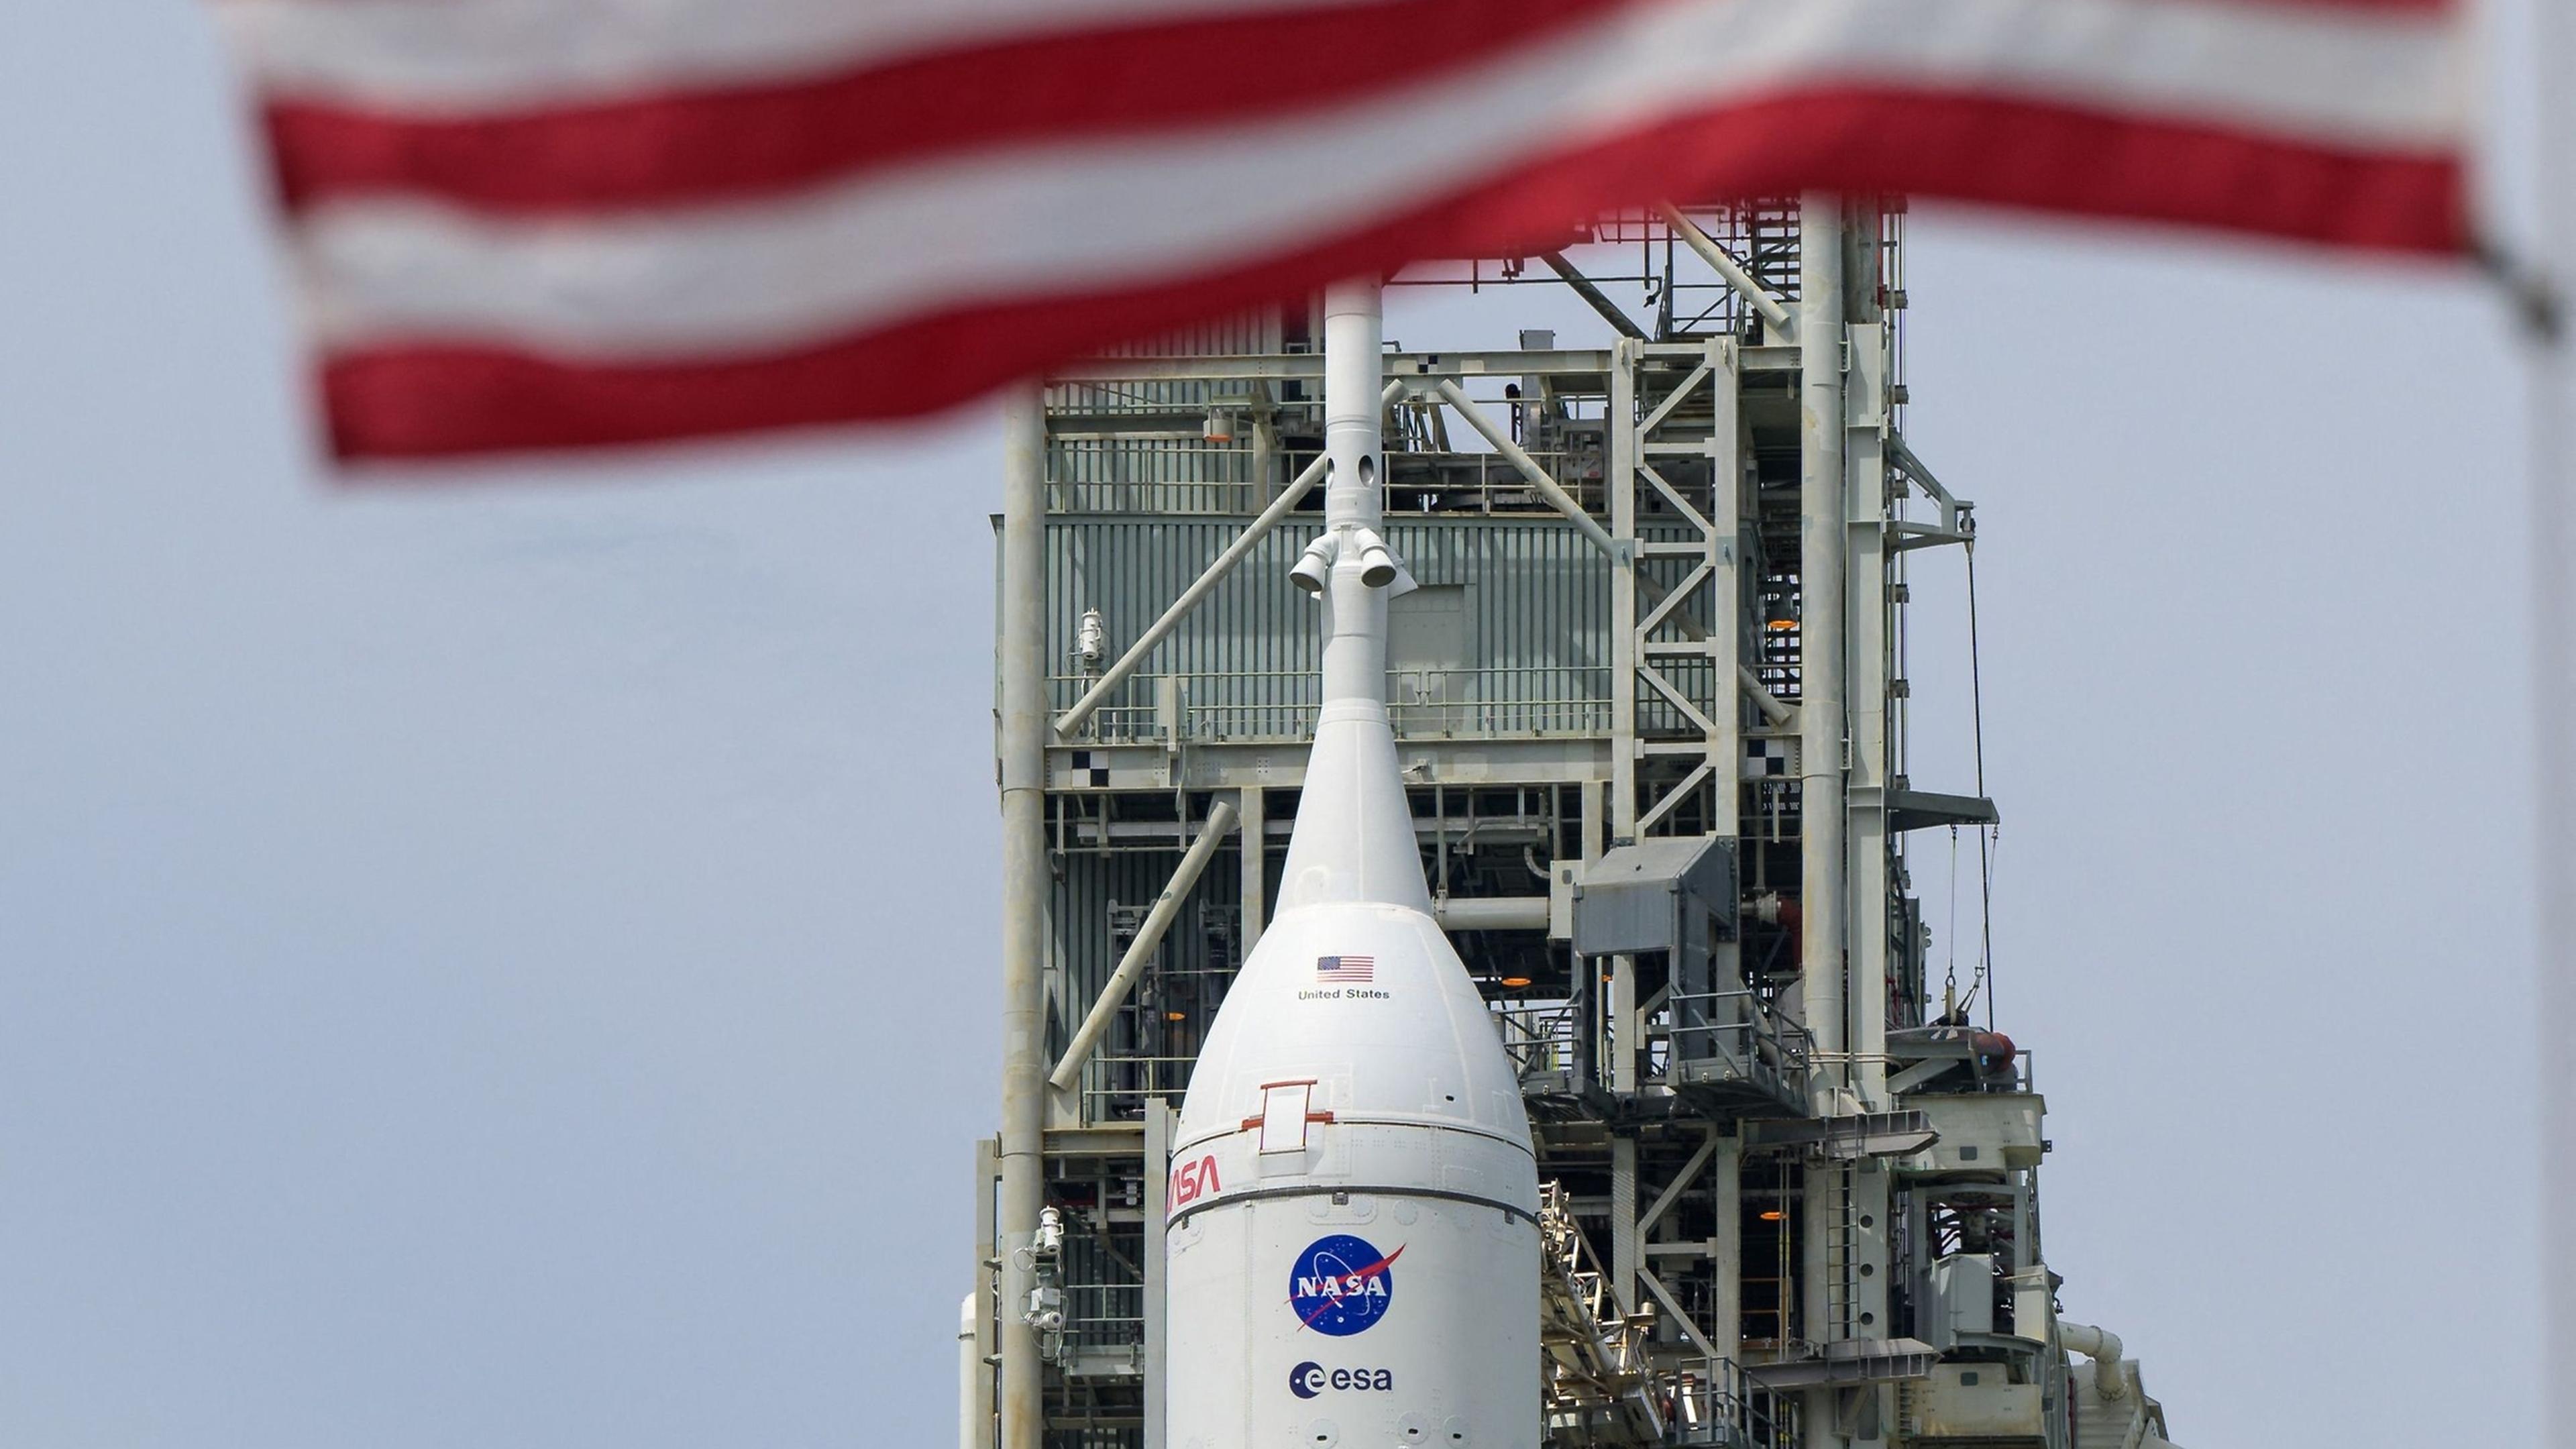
<box><xmin>1923</xmin><ymin>1252</ymin><xmax>1996</xmax><ymax>1348</ymax></box>
<box><xmin>1911</xmin><ymin>1093</ymin><xmax>2047</xmax><ymax>1172</ymax></box>
<box><xmin>1570</xmin><ymin>837</ymin><xmax>1737</xmax><ymax>955</ymax></box>
<box><xmin>1909</xmin><ymin>1362</ymin><xmax>2045</xmax><ymax>1441</ymax></box>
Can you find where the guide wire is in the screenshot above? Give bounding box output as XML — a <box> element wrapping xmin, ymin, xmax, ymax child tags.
<box><xmin>1966</xmin><ymin>529</ymin><xmax>1998</xmax><ymax>1032</ymax></box>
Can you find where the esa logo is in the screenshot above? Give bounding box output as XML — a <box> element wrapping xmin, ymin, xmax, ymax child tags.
<box><xmin>1289</xmin><ymin>1362</ymin><xmax>1396</xmax><ymax>1399</ymax></box>
<box><xmin>1288</xmin><ymin>1234</ymin><xmax>1402</xmax><ymax>1336</ymax></box>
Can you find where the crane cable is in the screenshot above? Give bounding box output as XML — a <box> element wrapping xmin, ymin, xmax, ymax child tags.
<box><xmin>1965</xmin><ymin>526</ymin><xmax>1998</xmax><ymax>1031</ymax></box>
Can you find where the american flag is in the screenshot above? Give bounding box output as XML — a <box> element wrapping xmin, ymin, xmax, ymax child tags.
<box><xmin>1317</xmin><ymin>955</ymin><xmax>1376</xmax><ymax>984</ymax></box>
<box><xmin>219</xmin><ymin>0</ymin><xmax>2472</xmax><ymax>462</ymax></box>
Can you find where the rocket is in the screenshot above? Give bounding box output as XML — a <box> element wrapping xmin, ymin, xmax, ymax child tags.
<box><xmin>1164</xmin><ymin>282</ymin><xmax>1542</xmax><ymax>1449</ymax></box>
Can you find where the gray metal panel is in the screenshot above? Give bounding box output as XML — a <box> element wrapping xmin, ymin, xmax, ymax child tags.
<box><xmin>1040</xmin><ymin>515</ymin><xmax>1627</xmax><ymax>745</ymax></box>
<box><xmin>1570</xmin><ymin>837</ymin><xmax>1739</xmax><ymax>955</ymax></box>
<box><xmin>1053</xmin><ymin>847</ymin><xmax>1250</xmax><ymax>1118</ymax></box>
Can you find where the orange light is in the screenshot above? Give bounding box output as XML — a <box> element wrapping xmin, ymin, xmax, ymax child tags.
<box><xmin>1165</xmin><ymin>1012</ymin><xmax>1188</xmax><ymax>1022</ymax></box>
<box><xmin>1759</xmin><ymin>1210</ymin><xmax>1786</xmax><ymax>1222</ymax></box>
<box><xmin>1500</xmin><ymin>976</ymin><xmax>1534</xmax><ymax>989</ymax></box>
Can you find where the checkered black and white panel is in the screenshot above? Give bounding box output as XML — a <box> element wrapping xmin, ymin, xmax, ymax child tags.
<box><xmin>1742</xmin><ymin>737</ymin><xmax>1796</xmax><ymax>780</ymax></box>
<box><xmin>1063</xmin><ymin>750</ymin><xmax>1111</xmax><ymax>788</ymax></box>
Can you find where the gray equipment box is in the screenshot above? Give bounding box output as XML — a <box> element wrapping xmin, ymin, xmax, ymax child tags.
<box><xmin>1570</xmin><ymin>836</ymin><xmax>1738</xmax><ymax>955</ymax></box>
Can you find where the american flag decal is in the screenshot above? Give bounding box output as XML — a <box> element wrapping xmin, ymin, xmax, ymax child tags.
<box><xmin>1317</xmin><ymin>955</ymin><xmax>1375</xmax><ymax>983</ymax></box>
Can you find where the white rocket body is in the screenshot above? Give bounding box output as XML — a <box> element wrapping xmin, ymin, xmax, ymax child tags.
<box><xmin>1165</xmin><ymin>284</ymin><xmax>1541</xmax><ymax>1449</ymax></box>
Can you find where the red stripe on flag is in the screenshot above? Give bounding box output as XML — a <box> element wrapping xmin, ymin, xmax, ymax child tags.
<box><xmin>260</xmin><ymin>0</ymin><xmax>1639</xmax><ymax>215</ymax></box>
<box><xmin>317</xmin><ymin>86</ymin><xmax>2468</xmax><ymax>462</ymax></box>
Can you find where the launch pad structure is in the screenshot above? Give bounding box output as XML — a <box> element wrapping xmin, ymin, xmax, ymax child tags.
<box><xmin>969</xmin><ymin>200</ymin><xmax>2183</xmax><ymax>1449</ymax></box>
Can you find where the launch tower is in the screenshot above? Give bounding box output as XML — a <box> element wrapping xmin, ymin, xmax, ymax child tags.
<box><xmin>967</xmin><ymin>200</ymin><xmax>2184</xmax><ymax>1449</ymax></box>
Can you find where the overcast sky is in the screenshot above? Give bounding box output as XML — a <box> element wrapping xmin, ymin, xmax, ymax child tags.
<box><xmin>0</xmin><ymin>3</ymin><xmax>2543</xmax><ymax>1448</ymax></box>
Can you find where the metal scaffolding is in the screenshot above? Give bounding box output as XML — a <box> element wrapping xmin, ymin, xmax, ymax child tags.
<box><xmin>970</xmin><ymin>201</ymin><xmax>2184</xmax><ymax>1449</ymax></box>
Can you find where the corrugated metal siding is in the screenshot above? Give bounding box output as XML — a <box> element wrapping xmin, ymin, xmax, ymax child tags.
<box><xmin>1051</xmin><ymin>847</ymin><xmax>1256</xmax><ymax>1114</ymax></box>
<box><xmin>1044</xmin><ymin>515</ymin><xmax>1625</xmax><ymax>743</ymax></box>
<box><xmin>1046</xmin><ymin>309</ymin><xmax>1286</xmax><ymax>514</ymax></box>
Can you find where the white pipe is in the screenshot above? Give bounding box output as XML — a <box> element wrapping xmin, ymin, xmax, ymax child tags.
<box><xmin>2059</xmin><ymin>1321</ymin><xmax>2135</xmax><ymax>1401</ymax></box>
<box><xmin>1431</xmin><ymin>896</ymin><xmax>1550</xmax><ymax>931</ymax></box>
<box><xmin>1048</xmin><ymin>801</ymin><xmax>1240</xmax><ymax>1090</ymax></box>
<box><xmin>1430</xmin><ymin>378</ymin><xmax>1621</xmax><ymax>559</ymax></box>
<box><xmin>959</xmin><ymin>1293</ymin><xmax>983</xmax><ymax>1449</ymax></box>
<box><xmin>1797</xmin><ymin>197</ymin><xmax>1847</xmax><ymax>1077</ymax></box>
<box><xmin>1658</xmin><ymin>203</ymin><xmax>1796</xmax><ymax>339</ymax></box>
<box><xmin>1794</xmin><ymin>201</ymin><xmax>1847</xmax><ymax>1449</ymax></box>
<box><xmin>995</xmin><ymin>390</ymin><xmax>1049</xmax><ymax>1449</ymax></box>
<box><xmin>1738</xmin><ymin>665</ymin><xmax>1794</xmax><ymax>725</ymax></box>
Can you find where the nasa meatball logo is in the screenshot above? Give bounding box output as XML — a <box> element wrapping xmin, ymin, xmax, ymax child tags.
<box><xmin>1288</xmin><ymin>1234</ymin><xmax>1402</xmax><ymax>1336</ymax></box>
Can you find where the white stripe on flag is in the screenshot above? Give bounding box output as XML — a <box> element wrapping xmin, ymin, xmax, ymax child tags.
<box><xmin>220</xmin><ymin>0</ymin><xmax>1391</xmax><ymax>107</ymax></box>
<box><xmin>293</xmin><ymin>0</ymin><xmax>2464</xmax><ymax>358</ymax></box>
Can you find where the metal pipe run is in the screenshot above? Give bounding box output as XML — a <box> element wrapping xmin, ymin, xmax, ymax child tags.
<box><xmin>1430</xmin><ymin>896</ymin><xmax>1550</xmax><ymax>931</ymax></box>
<box><xmin>1796</xmin><ymin>198</ymin><xmax>1849</xmax><ymax>1079</ymax></box>
<box><xmin>1658</xmin><ymin>203</ymin><xmax>1796</xmax><ymax>339</ymax></box>
<box><xmin>1055</xmin><ymin>377</ymin><xmax>1405</xmax><ymax>737</ymax></box>
<box><xmin>1430</xmin><ymin>378</ymin><xmax>1622</xmax><ymax>559</ymax></box>
<box><xmin>995</xmin><ymin>389</ymin><xmax>1051</xmax><ymax>1449</ymax></box>
<box><xmin>958</xmin><ymin>1294</ymin><xmax>982</xmax><ymax>1449</ymax></box>
<box><xmin>1738</xmin><ymin>665</ymin><xmax>1794</xmax><ymax>726</ymax></box>
<box><xmin>1048</xmin><ymin>800</ymin><xmax>1240</xmax><ymax>1091</ymax></box>
<box><xmin>2058</xmin><ymin>1322</ymin><xmax>2133</xmax><ymax>1401</ymax></box>
<box><xmin>1794</xmin><ymin>197</ymin><xmax>1850</xmax><ymax>1449</ymax></box>
<box><xmin>1542</xmin><ymin>252</ymin><xmax>1649</xmax><ymax>339</ymax></box>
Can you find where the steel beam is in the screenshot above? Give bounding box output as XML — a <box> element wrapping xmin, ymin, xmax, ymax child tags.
<box><xmin>1658</xmin><ymin>203</ymin><xmax>1796</xmax><ymax>339</ymax></box>
<box><xmin>1798</xmin><ymin>201</ymin><xmax>1849</xmax><ymax>1095</ymax></box>
<box><xmin>1798</xmin><ymin>196</ymin><xmax>1851</xmax><ymax>1449</ymax></box>
<box><xmin>1429</xmin><ymin>378</ymin><xmax>1622</xmax><ymax>559</ymax></box>
<box><xmin>1049</xmin><ymin>800</ymin><xmax>1240</xmax><ymax>1091</ymax></box>
<box><xmin>1847</xmin><ymin>319</ymin><xmax>1892</xmax><ymax>1108</ymax></box>
<box><xmin>1045</xmin><ymin>346</ymin><xmax>1801</xmax><ymax>384</ymax></box>
<box><xmin>1542</xmin><ymin>252</ymin><xmax>1650</xmax><ymax>339</ymax></box>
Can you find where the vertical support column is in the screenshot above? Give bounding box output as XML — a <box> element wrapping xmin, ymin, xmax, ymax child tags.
<box><xmin>1797</xmin><ymin>195</ymin><xmax>1852</xmax><ymax>1449</ymax></box>
<box><xmin>1845</xmin><ymin>317</ymin><xmax>1891</xmax><ymax>1108</ymax></box>
<box><xmin>997</xmin><ymin>390</ymin><xmax>1052</xmax><ymax>1449</ymax></box>
<box><xmin>1842</xmin><ymin>290</ymin><xmax>1897</xmax><ymax>1440</ymax></box>
<box><xmin>1712</xmin><ymin>1131</ymin><xmax>1743</xmax><ymax>1364</ymax></box>
<box><xmin>1611</xmin><ymin>1137</ymin><xmax>1640</xmax><ymax>1311</ymax></box>
<box><xmin>1606</xmin><ymin>338</ymin><xmax>1644</xmax><ymax>1311</ymax></box>
<box><xmin>1609</xmin><ymin>336</ymin><xmax>1642</xmax><ymax>852</ymax></box>
<box><xmin>1709</xmin><ymin>339</ymin><xmax>1745</xmax><ymax>1009</ymax></box>
<box><xmin>1142</xmin><ymin>1097</ymin><xmax>1173</xmax><ymax>1449</ymax></box>
<box><xmin>971</xmin><ymin>1135</ymin><xmax>1001</xmax><ymax>1449</ymax></box>
<box><xmin>1797</xmin><ymin>199</ymin><xmax>1849</xmax><ymax>1100</ymax></box>
<box><xmin>2534</xmin><ymin>6</ymin><xmax>2576</xmax><ymax>1428</ymax></box>
<box><xmin>960</xmin><ymin>1295</ymin><xmax>982</xmax><ymax>1449</ymax></box>
<box><xmin>1849</xmin><ymin>1166</ymin><xmax>1892</xmax><ymax>1435</ymax></box>
<box><xmin>1238</xmin><ymin>786</ymin><xmax>1267</xmax><ymax>952</ymax></box>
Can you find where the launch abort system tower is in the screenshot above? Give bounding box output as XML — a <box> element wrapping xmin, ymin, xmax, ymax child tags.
<box><xmin>970</xmin><ymin>201</ymin><xmax>2184</xmax><ymax>1449</ymax></box>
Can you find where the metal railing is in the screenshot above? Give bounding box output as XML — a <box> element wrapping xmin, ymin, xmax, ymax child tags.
<box><xmin>1495</xmin><ymin>1001</ymin><xmax>1583</xmax><ymax>1087</ymax></box>
<box><xmin>1052</xmin><ymin>666</ymin><xmax>1615</xmax><ymax>746</ymax></box>
<box><xmin>1666</xmin><ymin>1356</ymin><xmax>1788</xmax><ymax>1449</ymax></box>
<box><xmin>1073</xmin><ymin>1053</ymin><xmax>1197</xmax><ymax>1120</ymax></box>
<box><xmin>1662</xmin><ymin>989</ymin><xmax>1814</xmax><ymax>1106</ymax></box>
